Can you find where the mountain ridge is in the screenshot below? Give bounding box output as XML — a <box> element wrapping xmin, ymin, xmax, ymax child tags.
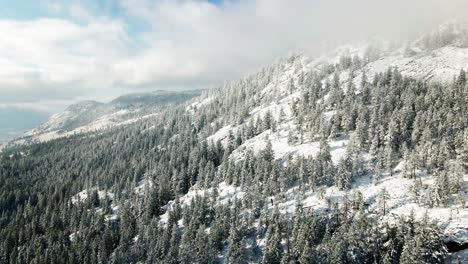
<box><xmin>9</xmin><ymin>90</ymin><xmax>201</xmax><ymax>146</ymax></box>
<box><xmin>1</xmin><ymin>23</ymin><xmax>467</xmax><ymax>263</ymax></box>
<box><xmin>17</xmin><ymin>22</ymin><xmax>468</xmax><ymax>147</ymax></box>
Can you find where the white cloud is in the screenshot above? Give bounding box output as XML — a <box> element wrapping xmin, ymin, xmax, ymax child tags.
<box><xmin>116</xmin><ymin>0</ymin><xmax>468</xmax><ymax>87</ymax></box>
<box><xmin>1</xmin><ymin>0</ymin><xmax>468</xmax><ymax>113</ymax></box>
<box><xmin>0</xmin><ymin>17</ymin><xmax>129</xmax><ymax>107</ymax></box>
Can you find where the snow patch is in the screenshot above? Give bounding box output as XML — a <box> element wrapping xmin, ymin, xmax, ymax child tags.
<box><xmin>272</xmin><ymin>170</ymin><xmax>468</xmax><ymax>243</ymax></box>
<box><xmin>230</xmin><ymin>126</ymin><xmax>350</xmax><ymax>164</ymax></box>
<box><xmin>160</xmin><ymin>181</ymin><xmax>244</xmax><ymax>225</ymax></box>
<box><xmin>71</xmin><ymin>188</ymin><xmax>114</xmax><ymax>204</ymax></box>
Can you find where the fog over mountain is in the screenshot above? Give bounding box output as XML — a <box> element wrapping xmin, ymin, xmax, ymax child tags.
<box><xmin>2</xmin><ymin>0</ymin><xmax>468</xmax><ymax>142</ymax></box>
<box><xmin>1</xmin><ymin>1</ymin><xmax>468</xmax><ymax>264</ymax></box>
<box><xmin>1</xmin><ymin>0</ymin><xmax>468</xmax><ymax>112</ymax></box>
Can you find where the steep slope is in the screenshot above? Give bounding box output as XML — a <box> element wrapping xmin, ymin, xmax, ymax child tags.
<box><xmin>61</xmin><ymin>22</ymin><xmax>468</xmax><ymax>260</ymax></box>
<box><xmin>1</xmin><ymin>23</ymin><xmax>467</xmax><ymax>264</ymax></box>
<box><xmin>177</xmin><ymin>23</ymin><xmax>468</xmax><ymax>245</ymax></box>
<box><xmin>29</xmin><ymin>100</ymin><xmax>104</xmax><ymax>134</ymax></box>
<box><xmin>194</xmin><ymin>22</ymin><xmax>468</xmax><ymax>163</ymax></box>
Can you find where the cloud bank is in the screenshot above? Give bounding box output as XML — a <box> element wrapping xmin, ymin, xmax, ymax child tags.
<box><xmin>1</xmin><ymin>0</ymin><xmax>468</xmax><ymax>113</ymax></box>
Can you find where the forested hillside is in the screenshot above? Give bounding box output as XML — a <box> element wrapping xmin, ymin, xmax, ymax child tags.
<box><xmin>0</xmin><ymin>24</ymin><xmax>467</xmax><ymax>264</ymax></box>
<box><xmin>10</xmin><ymin>90</ymin><xmax>201</xmax><ymax>145</ymax></box>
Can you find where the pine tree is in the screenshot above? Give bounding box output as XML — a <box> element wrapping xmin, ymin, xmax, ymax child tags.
<box><xmin>329</xmin><ymin>72</ymin><xmax>343</xmax><ymax>107</ymax></box>
<box><xmin>434</xmin><ymin>171</ymin><xmax>450</xmax><ymax>206</ymax></box>
<box><xmin>287</xmin><ymin>131</ymin><xmax>298</xmax><ymax>145</ymax></box>
<box><xmin>299</xmin><ymin>241</ymin><xmax>316</xmax><ymax>264</ymax></box>
<box><xmin>167</xmin><ymin>224</ymin><xmax>181</xmax><ymax>263</ymax></box>
<box><xmin>336</xmin><ymin>156</ymin><xmax>352</xmax><ymax>190</ymax></box>
<box><xmin>459</xmin><ymin>128</ymin><xmax>468</xmax><ymax>171</ymax></box>
<box><xmin>145</xmin><ymin>186</ymin><xmax>161</xmax><ymax>221</ymax></box>
<box><xmin>399</xmin><ymin>237</ymin><xmax>419</xmax><ymax>264</ymax></box>
<box><xmin>226</xmin><ymin>226</ymin><xmax>247</xmax><ymax>264</ymax></box>
<box><xmin>195</xmin><ymin>225</ymin><xmax>215</xmax><ymax>264</ymax></box>
<box><xmin>263</xmin><ymin>140</ymin><xmax>275</xmax><ymax>163</ymax></box>
<box><xmin>330</xmin><ymin>236</ymin><xmax>348</xmax><ymax>264</ymax></box>
<box><xmin>378</xmin><ymin>188</ymin><xmax>390</xmax><ymax>216</ymax></box>
<box><xmin>457</xmin><ymin>69</ymin><xmax>466</xmax><ymax>87</ymax></box>
<box><xmin>262</xmin><ymin>219</ymin><xmax>283</xmax><ymax>264</ymax></box>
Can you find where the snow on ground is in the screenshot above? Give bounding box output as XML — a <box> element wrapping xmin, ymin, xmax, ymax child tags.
<box><xmin>206</xmin><ymin>56</ymin><xmax>301</xmax><ymax>147</ymax></box>
<box><xmin>310</xmin><ymin>44</ymin><xmax>370</xmax><ymax>69</ymax></box>
<box><xmin>323</xmin><ymin>110</ymin><xmax>336</xmax><ymax>121</ymax></box>
<box><xmin>297</xmin><ymin>40</ymin><xmax>468</xmax><ymax>96</ymax></box>
<box><xmin>250</xmin><ymin>94</ymin><xmax>296</xmax><ymax>121</ymax></box>
<box><xmin>116</xmin><ymin>112</ymin><xmax>159</xmax><ymax>127</ymax></box>
<box><xmin>446</xmin><ymin>249</ymin><xmax>468</xmax><ymax>263</ymax></box>
<box><xmin>160</xmin><ymin>182</ymin><xmax>244</xmax><ymax>225</ymax></box>
<box><xmin>71</xmin><ymin>188</ymin><xmax>114</xmax><ymax>204</ymax></box>
<box><xmin>216</xmin><ymin>182</ymin><xmax>245</xmax><ymax>204</ymax></box>
<box><xmin>155</xmin><ymin>158</ymin><xmax>467</xmax><ymax>250</ymax></box>
<box><xmin>269</xmin><ymin>164</ymin><xmax>468</xmax><ymax>243</ymax></box>
<box><xmin>11</xmin><ymin>110</ymin><xmax>159</xmax><ymax>145</ymax></box>
<box><xmin>71</xmin><ymin>187</ymin><xmax>121</xmax><ymax>224</ymax></box>
<box><xmin>69</xmin><ymin>231</ymin><xmax>79</xmax><ymax>242</ymax></box>
<box><xmin>207</xmin><ymin>125</ymin><xmax>236</xmax><ymax>145</ymax></box>
<box><xmin>205</xmin><ymin>54</ymin><xmax>349</xmax><ymax>163</ymax></box>
<box><xmin>72</xmin><ymin>109</ymin><xmax>132</xmax><ymax>133</ymax></box>
<box><xmin>362</xmin><ymin>46</ymin><xmax>468</xmax><ymax>83</ymax></box>
<box><xmin>105</xmin><ymin>212</ymin><xmax>119</xmax><ymax>222</ymax></box>
<box><xmin>65</xmin><ymin>36</ymin><xmax>468</xmax><ymax>248</ymax></box>
<box><xmin>134</xmin><ymin>176</ymin><xmax>154</xmax><ymax>196</ymax></box>
<box><xmin>230</xmin><ymin>122</ymin><xmax>350</xmax><ymax>164</ymax></box>
<box><xmin>207</xmin><ymin>92</ymin><xmax>296</xmax><ymax>148</ymax></box>
<box><xmin>186</xmin><ymin>96</ymin><xmax>215</xmax><ymax>114</ymax></box>
<box><xmin>200</xmin><ymin>42</ymin><xmax>468</xmax><ymax>243</ymax></box>
<box><xmin>320</xmin><ymin>45</ymin><xmax>468</xmax><ymax>91</ymax></box>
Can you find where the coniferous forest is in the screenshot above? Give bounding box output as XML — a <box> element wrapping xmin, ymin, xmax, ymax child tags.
<box><xmin>1</xmin><ymin>44</ymin><xmax>467</xmax><ymax>264</ymax></box>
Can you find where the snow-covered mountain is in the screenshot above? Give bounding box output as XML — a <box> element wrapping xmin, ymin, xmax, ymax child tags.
<box><xmin>2</xmin><ymin>22</ymin><xmax>467</xmax><ymax>263</ymax></box>
<box><xmin>11</xmin><ymin>90</ymin><xmax>201</xmax><ymax>145</ymax></box>
<box><xmin>173</xmin><ymin>22</ymin><xmax>468</xmax><ymax>254</ymax></box>
<box><xmin>17</xmin><ymin>22</ymin><xmax>468</xmax><ymax>147</ymax></box>
<box><xmin>195</xmin><ymin>23</ymin><xmax>468</xmax><ymax>158</ymax></box>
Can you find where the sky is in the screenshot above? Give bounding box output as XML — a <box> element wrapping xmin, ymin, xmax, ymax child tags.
<box><xmin>0</xmin><ymin>0</ymin><xmax>468</xmax><ymax>122</ymax></box>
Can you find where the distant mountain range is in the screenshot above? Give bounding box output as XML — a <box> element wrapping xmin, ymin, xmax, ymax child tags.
<box><xmin>8</xmin><ymin>90</ymin><xmax>201</xmax><ymax>146</ymax></box>
<box><xmin>1</xmin><ymin>22</ymin><xmax>467</xmax><ymax>263</ymax></box>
